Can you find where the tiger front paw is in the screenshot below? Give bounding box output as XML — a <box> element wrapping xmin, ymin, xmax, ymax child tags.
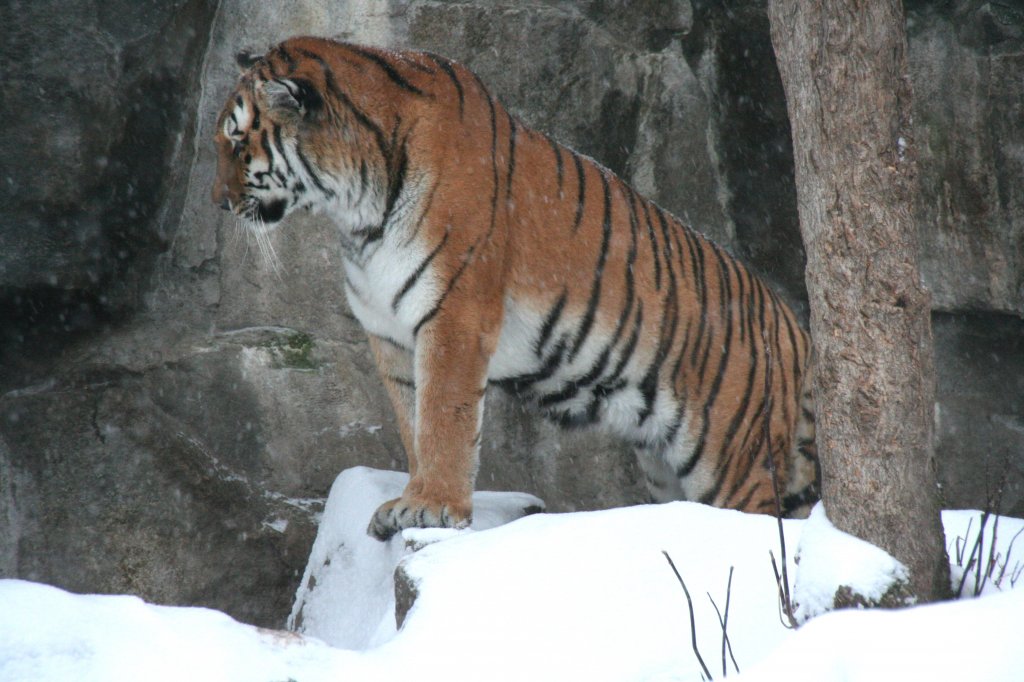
<box><xmin>367</xmin><ymin>494</ymin><xmax>472</xmax><ymax>541</ymax></box>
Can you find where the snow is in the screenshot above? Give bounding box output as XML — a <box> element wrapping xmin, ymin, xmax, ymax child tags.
<box><xmin>2</xmin><ymin>467</ymin><xmax>1023</xmax><ymax>682</ymax></box>
<box><xmin>0</xmin><ymin>580</ymin><xmax>364</xmax><ymax>682</ymax></box>
<box><xmin>383</xmin><ymin>502</ymin><xmax>798</xmax><ymax>682</ymax></box>
<box><xmin>792</xmin><ymin>503</ymin><xmax>910</xmax><ymax>621</ymax></box>
<box><xmin>739</xmin><ymin>589</ymin><xmax>1024</xmax><ymax>682</ymax></box>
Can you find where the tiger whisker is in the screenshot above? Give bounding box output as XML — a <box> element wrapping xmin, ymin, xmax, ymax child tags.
<box><xmin>253</xmin><ymin>215</ymin><xmax>283</xmax><ymax>279</ymax></box>
<box><xmin>233</xmin><ymin>215</ymin><xmax>253</xmax><ymax>264</ymax></box>
<box><xmin>230</xmin><ymin>216</ymin><xmax>247</xmax><ymax>257</ymax></box>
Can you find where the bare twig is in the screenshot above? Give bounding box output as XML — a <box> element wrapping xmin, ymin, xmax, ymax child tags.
<box><xmin>953</xmin><ymin>516</ymin><xmax>973</xmax><ymax>565</ymax></box>
<box><xmin>663</xmin><ymin>551</ymin><xmax>713</xmax><ymax>681</ymax></box>
<box><xmin>955</xmin><ymin>509</ymin><xmax>988</xmax><ymax>598</ymax></box>
<box><xmin>995</xmin><ymin>526</ymin><xmax>1024</xmax><ymax>588</ymax></box>
<box><xmin>977</xmin><ymin>460</ymin><xmax>1009</xmax><ymax>596</ymax></box>
<box><xmin>952</xmin><ymin>456</ymin><xmax>1022</xmax><ymax>596</ymax></box>
<box><xmin>979</xmin><ymin>511</ymin><xmax>1000</xmax><ymax>596</ymax></box>
<box><xmin>769</xmin><ymin>550</ymin><xmax>798</xmax><ymax>629</ymax></box>
<box><xmin>707</xmin><ymin>566</ymin><xmax>739</xmax><ymax>676</ymax></box>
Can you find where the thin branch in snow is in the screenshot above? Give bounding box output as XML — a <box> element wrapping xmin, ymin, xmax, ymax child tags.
<box><xmin>956</xmin><ymin>510</ymin><xmax>989</xmax><ymax>597</ymax></box>
<box><xmin>977</xmin><ymin>457</ymin><xmax>1009</xmax><ymax>596</ymax></box>
<box><xmin>769</xmin><ymin>550</ymin><xmax>797</xmax><ymax>629</ymax></box>
<box><xmin>707</xmin><ymin>566</ymin><xmax>739</xmax><ymax>676</ymax></box>
<box><xmin>980</xmin><ymin>512</ymin><xmax>1000</xmax><ymax>596</ymax></box>
<box><xmin>954</xmin><ymin>456</ymin><xmax>1011</xmax><ymax>598</ymax></box>
<box><xmin>663</xmin><ymin>550</ymin><xmax>713</xmax><ymax>681</ymax></box>
<box><xmin>995</xmin><ymin>526</ymin><xmax>1024</xmax><ymax>589</ymax></box>
<box><xmin>952</xmin><ymin>516</ymin><xmax>973</xmax><ymax>566</ymax></box>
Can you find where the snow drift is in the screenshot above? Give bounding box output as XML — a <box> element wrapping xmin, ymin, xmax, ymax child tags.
<box><xmin>2</xmin><ymin>467</ymin><xmax>1021</xmax><ymax>682</ymax></box>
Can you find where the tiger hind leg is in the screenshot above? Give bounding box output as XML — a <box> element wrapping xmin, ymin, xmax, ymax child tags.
<box><xmin>780</xmin><ymin>375</ymin><xmax>819</xmax><ymax>518</ymax></box>
<box><xmin>635</xmin><ymin>444</ymin><xmax>686</xmax><ymax>504</ymax></box>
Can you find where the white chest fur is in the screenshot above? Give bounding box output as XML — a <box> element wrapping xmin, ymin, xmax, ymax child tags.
<box><xmin>333</xmin><ymin>170</ymin><xmax>439</xmax><ymax>349</ymax></box>
<box><xmin>342</xmin><ymin>235</ymin><xmax>438</xmax><ymax>349</ymax></box>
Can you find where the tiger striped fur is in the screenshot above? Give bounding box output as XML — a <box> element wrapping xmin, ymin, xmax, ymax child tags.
<box><xmin>211</xmin><ymin>36</ymin><xmax>819</xmax><ymax>541</ymax></box>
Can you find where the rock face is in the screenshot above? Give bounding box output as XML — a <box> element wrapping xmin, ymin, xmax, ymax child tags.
<box><xmin>909</xmin><ymin>2</ymin><xmax>1024</xmax><ymax>317</ymax></box>
<box><xmin>0</xmin><ymin>0</ymin><xmax>218</xmax><ymax>349</ymax></box>
<box><xmin>1</xmin><ymin>0</ymin><xmax>1022</xmax><ymax>626</ymax></box>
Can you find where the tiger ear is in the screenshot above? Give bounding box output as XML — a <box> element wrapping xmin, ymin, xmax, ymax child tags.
<box><xmin>235</xmin><ymin>50</ymin><xmax>263</xmax><ymax>72</ymax></box>
<box><xmin>261</xmin><ymin>78</ymin><xmax>323</xmax><ymax>120</ymax></box>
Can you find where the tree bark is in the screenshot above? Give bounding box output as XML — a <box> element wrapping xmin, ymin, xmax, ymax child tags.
<box><xmin>766</xmin><ymin>0</ymin><xmax>949</xmax><ymax>602</ymax></box>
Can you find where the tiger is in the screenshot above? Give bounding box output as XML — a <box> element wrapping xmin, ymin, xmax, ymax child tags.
<box><xmin>211</xmin><ymin>36</ymin><xmax>819</xmax><ymax>541</ymax></box>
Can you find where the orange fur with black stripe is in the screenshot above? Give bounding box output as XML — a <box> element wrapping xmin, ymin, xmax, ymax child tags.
<box><xmin>212</xmin><ymin>36</ymin><xmax>819</xmax><ymax>540</ymax></box>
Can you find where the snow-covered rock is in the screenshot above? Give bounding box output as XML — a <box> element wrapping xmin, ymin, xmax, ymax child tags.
<box><xmin>287</xmin><ymin>466</ymin><xmax>545</xmax><ymax>649</ymax></box>
<box><xmin>378</xmin><ymin>501</ymin><xmax>799</xmax><ymax>682</ymax></box>
<box><xmin>792</xmin><ymin>504</ymin><xmax>911</xmax><ymax>622</ymax></box>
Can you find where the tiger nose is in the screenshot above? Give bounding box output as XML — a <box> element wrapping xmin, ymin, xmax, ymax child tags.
<box><xmin>218</xmin><ymin>197</ymin><xmax>231</xmax><ymax>211</ymax></box>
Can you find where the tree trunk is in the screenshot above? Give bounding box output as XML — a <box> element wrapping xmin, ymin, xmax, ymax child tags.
<box><xmin>766</xmin><ymin>0</ymin><xmax>949</xmax><ymax>602</ymax></box>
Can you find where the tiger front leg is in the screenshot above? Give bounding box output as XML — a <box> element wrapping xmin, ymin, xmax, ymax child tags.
<box><xmin>367</xmin><ymin>314</ymin><xmax>495</xmax><ymax>541</ymax></box>
<box><xmin>367</xmin><ymin>334</ymin><xmax>418</xmax><ymax>478</ymax></box>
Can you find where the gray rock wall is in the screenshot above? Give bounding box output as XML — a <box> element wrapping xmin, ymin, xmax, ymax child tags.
<box><xmin>1</xmin><ymin>0</ymin><xmax>1021</xmax><ymax>627</ymax></box>
<box><xmin>1</xmin><ymin>0</ymin><xmax>217</xmax><ymax>336</ymax></box>
<box><xmin>910</xmin><ymin>2</ymin><xmax>1024</xmax><ymax>317</ymax></box>
<box><xmin>906</xmin><ymin>2</ymin><xmax>1024</xmax><ymax>513</ymax></box>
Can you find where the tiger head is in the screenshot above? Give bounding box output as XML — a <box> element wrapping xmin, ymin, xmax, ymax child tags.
<box><xmin>212</xmin><ymin>52</ymin><xmax>309</xmax><ymax>229</ymax></box>
<box><xmin>212</xmin><ymin>46</ymin><xmax>390</xmax><ymax>237</ymax></box>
